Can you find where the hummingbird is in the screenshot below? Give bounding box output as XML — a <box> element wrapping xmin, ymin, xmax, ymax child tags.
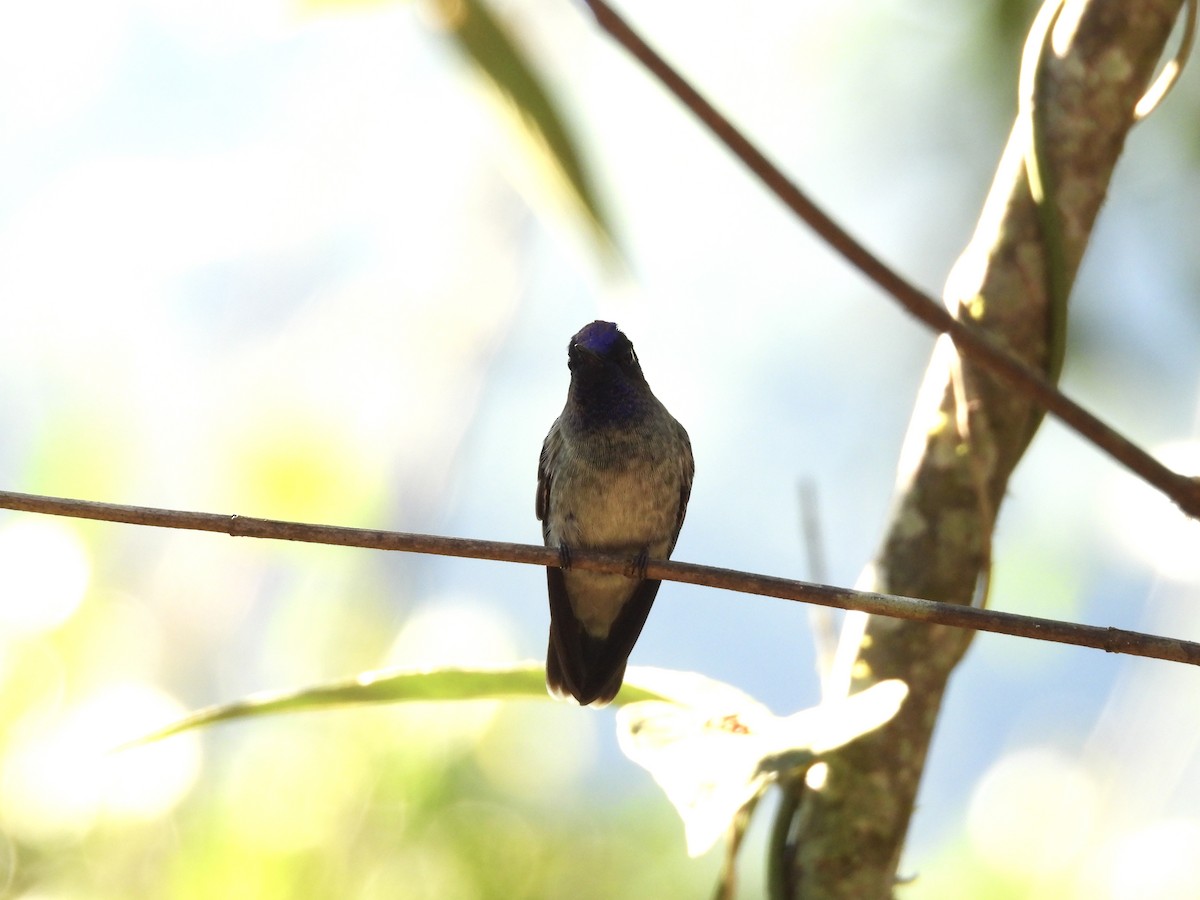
<box><xmin>537</xmin><ymin>321</ymin><xmax>693</xmax><ymax>706</ymax></box>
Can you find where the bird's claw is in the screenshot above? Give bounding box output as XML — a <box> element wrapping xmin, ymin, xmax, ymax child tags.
<box><xmin>628</xmin><ymin>548</ymin><xmax>649</xmax><ymax>579</ymax></box>
<box><xmin>557</xmin><ymin>544</ymin><xmax>573</xmax><ymax>570</ymax></box>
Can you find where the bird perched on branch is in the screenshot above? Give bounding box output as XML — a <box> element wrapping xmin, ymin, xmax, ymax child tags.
<box><xmin>537</xmin><ymin>321</ymin><xmax>693</xmax><ymax>706</ymax></box>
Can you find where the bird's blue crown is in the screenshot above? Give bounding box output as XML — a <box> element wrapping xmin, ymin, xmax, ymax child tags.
<box><xmin>574</xmin><ymin>320</ymin><xmax>623</xmax><ymax>356</ymax></box>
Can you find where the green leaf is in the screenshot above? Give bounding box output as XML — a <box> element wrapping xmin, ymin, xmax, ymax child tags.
<box><xmin>120</xmin><ymin>662</ymin><xmax>677</xmax><ymax>749</ymax></box>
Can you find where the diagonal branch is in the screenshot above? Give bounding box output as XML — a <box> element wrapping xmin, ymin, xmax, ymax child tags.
<box><xmin>578</xmin><ymin>0</ymin><xmax>1200</xmax><ymax>521</ymax></box>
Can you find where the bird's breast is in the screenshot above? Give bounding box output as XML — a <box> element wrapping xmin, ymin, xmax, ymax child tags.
<box><xmin>546</xmin><ymin>452</ymin><xmax>682</xmax><ymax>553</ymax></box>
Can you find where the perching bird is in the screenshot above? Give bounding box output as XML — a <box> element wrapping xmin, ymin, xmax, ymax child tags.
<box><xmin>537</xmin><ymin>321</ymin><xmax>693</xmax><ymax>706</ymax></box>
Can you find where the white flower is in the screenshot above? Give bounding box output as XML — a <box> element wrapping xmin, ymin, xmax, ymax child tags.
<box><xmin>618</xmin><ymin>668</ymin><xmax>908</xmax><ymax>856</ymax></box>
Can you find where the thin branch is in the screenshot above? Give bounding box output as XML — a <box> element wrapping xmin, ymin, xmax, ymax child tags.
<box><xmin>3</xmin><ymin>488</ymin><xmax>1198</xmax><ymax>667</ymax></box>
<box><xmin>577</xmin><ymin>0</ymin><xmax>1200</xmax><ymax>520</ymax></box>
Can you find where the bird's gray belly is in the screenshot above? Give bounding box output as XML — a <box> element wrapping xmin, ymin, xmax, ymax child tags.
<box><xmin>546</xmin><ymin>462</ymin><xmax>679</xmax><ymax>637</ymax></box>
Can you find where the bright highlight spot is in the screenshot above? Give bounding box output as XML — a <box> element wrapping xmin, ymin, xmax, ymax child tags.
<box><xmin>0</xmin><ymin>518</ymin><xmax>91</xmax><ymax>635</ymax></box>
<box><xmin>1107</xmin><ymin>818</ymin><xmax>1200</xmax><ymax>899</ymax></box>
<box><xmin>967</xmin><ymin>746</ymin><xmax>1097</xmax><ymax>878</ymax></box>
<box><xmin>805</xmin><ymin>761</ymin><xmax>829</xmax><ymax>790</ymax></box>
<box><xmin>387</xmin><ymin>598</ymin><xmax>519</xmax><ymax>669</ymax></box>
<box><xmin>0</xmin><ymin>683</ymin><xmax>200</xmax><ymax>839</ymax></box>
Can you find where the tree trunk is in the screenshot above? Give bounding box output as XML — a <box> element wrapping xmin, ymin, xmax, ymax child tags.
<box><xmin>774</xmin><ymin>1</ymin><xmax>1188</xmax><ymax>896</ymax></box>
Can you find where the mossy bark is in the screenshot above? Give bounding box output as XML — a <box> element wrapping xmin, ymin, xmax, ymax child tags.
<box><xmin>776</xmin><ymin>2</ymin><xmax>1187</xmax><ymax>896</ymax></box>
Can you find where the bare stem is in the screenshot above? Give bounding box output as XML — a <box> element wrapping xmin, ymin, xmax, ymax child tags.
<box><xmin>577</xmin><ymin>0</ymin><xmax>1200</xmax><ymax>520</ymax></box>
<box><xmin>2</xmin><ymin>488</ymin><xmax>1198</xmax><ymax>667</ymax></box>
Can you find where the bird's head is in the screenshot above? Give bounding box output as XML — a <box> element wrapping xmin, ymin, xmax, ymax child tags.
<box><xmin>568</xmin><ymin>321</ymin><xmax>643</xmax><ymax>376</ymax></box>
<box><xmin>565</xmin><ymin>321</ymin><xmax>650</xmax><ymax>419</ymax></box>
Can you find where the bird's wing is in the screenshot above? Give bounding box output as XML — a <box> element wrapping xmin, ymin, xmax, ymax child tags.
<box><xmin>668</xmin><ymin>426</ymin><xmax>695</xmax><ymax>554</ymax></box>
<box><xmin>536</xmin><ymin>421</ymin><xmax>561</xmax><ymax>535</ymax></box>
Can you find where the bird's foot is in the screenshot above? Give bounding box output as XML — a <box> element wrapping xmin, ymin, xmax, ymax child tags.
<box><xmin>628</xmin><ymin>548</ymin><xmax>649</xmax><ymax>579</ymax></box>
<box><xmin>557</xmin><ymin>543</ymin><xmax>573</xmax><ymax>570</ymax></box>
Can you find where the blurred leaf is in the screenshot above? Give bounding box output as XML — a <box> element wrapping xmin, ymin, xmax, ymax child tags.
<box><xmin>430</xmin><ymin>0</ymin><xmax>619</xmax><ymax>260</ymax></box>
<box><xmin>616</xmin><ymin>680</ymin><xmax>909</xmax><ymax>856</ymax></box>
<box><xmin>119</xmin><ymin>665</ymin><xmax>906</xmax><ymax>879</ymax></box>
<box><xmin>302</xmin><ymin>0</ymin><xmax>618</xmax><ymax>260</ymax></box>
<box><xmin>123</xmin><ymin>662</ymin><xmax>696</xmax><ymax>748</ymax></box>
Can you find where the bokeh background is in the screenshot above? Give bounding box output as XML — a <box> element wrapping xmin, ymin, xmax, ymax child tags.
<box><xmin>2</xmin><ymin>0</ymin><xmax>1200</xmax><ymax>896</ymax></box>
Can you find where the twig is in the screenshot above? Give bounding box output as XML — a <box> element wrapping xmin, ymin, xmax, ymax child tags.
<box><xmin>577</xmin><ymin>0</ymin><xmax>1200</xmax><ymax>520</ymax></box>
<box><xmin>3</xmin><ymin>488</ymin><xmax>1198</xmax><ymax>667</ymax></box>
